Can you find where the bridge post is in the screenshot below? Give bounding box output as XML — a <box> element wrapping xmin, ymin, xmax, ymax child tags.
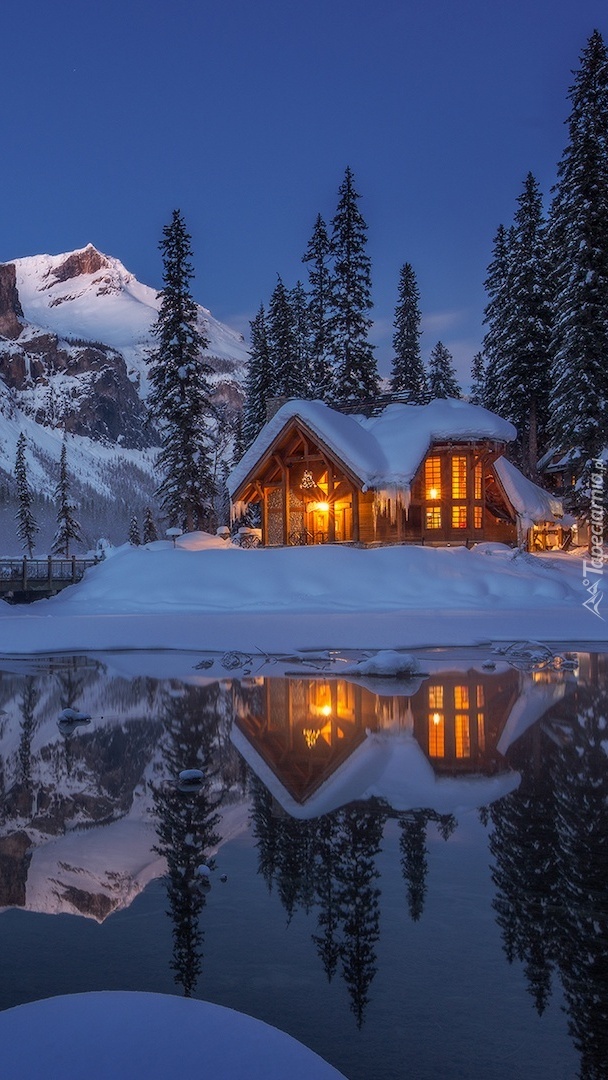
<box><xmin>71</xmin><ymin>555</ymin><xmax>77</xmax><ymax>583</ymax></box>
<box><xmin>47</xmin><ymin>556</ymin><xmax>52</xmax><ymax>587</ymax></box>
<box><xmin>22</xmin><ymin>558</ymin><xmax>27</xmax><ymax>590</ymax></box>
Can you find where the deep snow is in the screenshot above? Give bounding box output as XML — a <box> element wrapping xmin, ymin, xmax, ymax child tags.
<box><xmin>0</xmin><ymin>532</ymin><xmax>604</xmax><ymax>655</ymax></box>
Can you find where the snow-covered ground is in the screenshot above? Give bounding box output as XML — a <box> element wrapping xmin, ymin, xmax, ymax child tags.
<box><xmin>0</xmin><ymin>992</ymin><xmax>347</xmax><ymax>1080</ymax></box>
<box><xmin>0</xmin><ymin>533</ymin><xmax>604</xmax><ymax>655</ymax></box>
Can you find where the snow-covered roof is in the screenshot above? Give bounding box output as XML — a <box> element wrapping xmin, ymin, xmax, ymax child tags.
<box><xmin>228</xmin><ymin>398</ymin><xmax>516</xmax><ymax>497</ymax></box>
<box><xmin>493</xmin><ymin>456</ymin><xmax>566</xmax><ymax>526</ymax></box>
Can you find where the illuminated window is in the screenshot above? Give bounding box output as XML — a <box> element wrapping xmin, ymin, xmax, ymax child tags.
<box><xmin>452</xmin><ymin>505</ymin><xmax>467</xmax><ymax>528</ymax></box>
<box><xmin>451</xmin><ymin>456</ymin><xmax>467</xmax><ymax>499</ymax></box>
<box><xmin>455</xmin><ymin>714</ymin><xmax>471</xmax><ymax>758</ymax></box>
<box><xmin>476</xmin><ymin>686</ymin><xmax>484</xmax><ymax>707</ymax></box>
<box><xmin>474</xmin><ymin>505</ymin><xmax>483</xmax><ymax>529</ymax></box>
<box><xmin>454</xmin><ymin>685</ymin><xmax>469</xmax><ymax>709</ymax></box>
<box><xmin>426</xmin><ymin>506</ymin><xmax>441</xmax><ymax>529</ymax></box>
<box><xmin>477</xmin><ymin>712</ymin><xmax>486</xmax><ymax>751</ymax></box>
<box><xmin>474</xmin><ymin>463</ymin><xmax>483</xmax><ymax>500</ymax></box>
<box><xmin>425</xmin><ymin>456</ymin><xmax>441</xmax><ymax>500</ymax></box>
<box><xmin>428</xmin><ymin>712</ymin><xmax>445</xmax><ymax>756</ymax></box>
<box><xmin>428</xmin><ymin>685</ymin><xmax>444</xmax><ymax>708</ymax></box>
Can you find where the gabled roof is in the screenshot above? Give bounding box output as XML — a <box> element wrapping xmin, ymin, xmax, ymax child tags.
<box><xmin>228</xmin><ymin>398</ymin><xmax>516</xmax><ymax>497</ymax></box>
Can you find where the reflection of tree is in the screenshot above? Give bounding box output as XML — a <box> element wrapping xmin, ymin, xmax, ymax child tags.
<box><xmin>488</xmin><ymin>671</ymin><xmax>608</xmax><ymax>1080</ymax></box>
<box><xmin>398</xmin><ymin>810</ymin><xmax>456</xmax><ymax>922</ymax></box>
<box><xmin>488</xmin><ymin>723</ymin><xmax>558</xmax><ymax>1015</ymax></box>
<box><xmin>551</xmin><ymin>681</ymin><xmax>608</xmax><ymax>1080</ymax></box>
<box><xmin>152</xmin><ymin>686</ymin><xmax>222</xmax><ymax>997</ymax></box>
<box><xmin>18</xmin><ymin>679</ymin><xmax>39</xmax><ymax>792</ymax></box>
<box><xmin>250</xmin><ymin>782</ymin><xmax>384</xmax><ymax>1027</ymax></box>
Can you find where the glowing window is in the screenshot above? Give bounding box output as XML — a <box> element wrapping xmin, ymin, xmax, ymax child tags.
<box><xmin>428</xmin><ymin>685</ymin><xmax>443</xmax><ymax>708</ymax></box>
<box><xmin>477</xmin><ymin>713</ymin><xmax>486</xmax><ymax>751</ymax></box>
<box><xmin>455</xmin><ymin>715</ymin><xmax>471</xmax><ymax>758</ymax></box>
<box><xmin>425</xmin><ymin>456</ymin><xmax>441</xmax><ymax>500</ymax></box>
<box><xmin>476</xmin><ymin>686</ymin><xmax>484</xmax><ymax>707</ymax></box>
<box><xmin>451</xmin><ymin>456</ymin><xmax>467</xmax><ymax>499</ymax></box>
<box><xmin>452</xmin><ymin>505</ymin><xmax>467</xmax><ymax>528</ymax></box>
<box><xmin>428</xmin><ymin>713</ymin><xmax>445</xmax><ymax>757</ymax></box>
<box><xmin>454</xmin><ymin>685</ymin><xmax>469</xmax><ymax>709</ymax></box>
<box><xmin>426</xmin><ymin>506</ymin><xmax>441</xmax><ymax>529</ymax></box>
<box><xmin>474</xmin><ymin>505</ymin><xmax>483</xmax><ymax>529</ymax></box>
<box><xmin>474</xmin><ymin>463</ymin><xmax>483</xmax><ymax>500</ymax></box>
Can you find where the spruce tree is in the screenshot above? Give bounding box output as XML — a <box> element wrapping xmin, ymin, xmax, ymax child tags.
<box><xmin>143</xmin><ymin>506</ymin><xmax>158</xmax><ymax>544</ymax></box>
<box><xmin>267</xmin><ymin>276</ymin><xmax>300</xmax><ymax>399</ymax></box>
<box><xmin>428</xmin><ymin>341</ymin><xmax>461</xmax><ymax>399</ymax></box>
<box><xmin>496</xmin><ymin>174</ymin><xmax>552</xmax><ymax>475</ymax></box>
<box><xmin>242</xmin><ymin>304</ymin><xmax>274</xmax><ymax>448</ymax></box>
<box><xmin>390</xmin><ymin>262</ymin><xmax>429</xmax><ymax>402</ymax></box>
<box><xmin>330</xmin><ymin>167</ymin><xmax>380</xmax><ymax>404</ymax></box>
<box><xmin>548</xmin><ymin>30</ymin><xmax>608</xmax><ymax>506</ymax></box>
<box><xmin>482</xmin><ymin>224</ymin><xmax>514</xmax><ymax>415</ymax></box>
<box><xmin>146</xmin><ymin>210</ymin><xmax>216</xmax><ymax>532</ymax></box>
<box><xmin>128</xmin><ymin>515</ymin><xmax>141</xmax><ymax>546</ymax></box>
<box><xmin>14</xmin><ymin>432</ymin><xmax>38</xmax><ymax>558</ymax></box>
<box><xmin>290</xmin><ymin>280</ymin><xmax>311</xmax><ymax>398</ymax></box>
<box><xmin>469</xmin><ymin>352</ymin><xmax>486</xmax><ymax>406</ymax></box>
<box><xmin>302</xmin><ymin>213</ymin><xmax>335</xmax><ymax>401</ymax></box>
<box><xmin>52</xmin><ymin>435</ymin><xmax>83</xmax><ymax>557</ymax></box>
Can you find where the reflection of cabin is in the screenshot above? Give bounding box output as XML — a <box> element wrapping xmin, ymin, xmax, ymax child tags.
<box><xmin>228</xmin><ymin>399</ymin><xmax>567</xmax><ymax>550</ymax></box>
<box><xmin>232</xmin><ymin>667</ymin><xmax>522</xmax><ymax>805</ymax></box>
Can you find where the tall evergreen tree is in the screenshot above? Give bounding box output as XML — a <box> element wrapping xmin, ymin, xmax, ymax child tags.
<box><xmin>14</xmin><ymin>432</ymin><xmax>38</xmax><ymax>558</ymax></box>
<box><xmin>128</xmin><ymin>515</ymin><xmax>140</xmax><ymax>546</ymax></box>
<box><xmin>142</xmin><ymin>506</ymin><xmax>158</xmax><ymax>544</ymax></box>
<box><xmin>302</xmin><ymin>213</ymin><xmax>335</xmax><ymax>401</ymax></box>
<box><xmin>548</xmin><ymin>30</ymin><xmax>608</xmax><ymax>509</ymax></box>
<box><xmin>330</xmin><ymin>167</ymin><xmax>380</xmax><ymax>403</ymax></box>
<box><xmin>428</xmin><ymin>341</ymin><xmax>461</xmax><ymax>399</ymax></box>
<box><xmin>482</xmin><ymin>223</ymin><xmax>514</xmax><ymax>415</ymax></box>
<box><xmin>390</xmin><ymin>262</ymin><xmax>429</xmax><ymax>402</ymax></box>
<box><xmin>290</xmin><ymin>280</ymin><xmax>312</xmax><ymax>398</ymax></box>
<box><xmin>242</xmin><ymin>304</ymin><xmax>274</xmax><ymax>448</ymax></box>
<box><xmin>469</xmin><ymin>352</ymin><xmax>486</xmax><ymax>406</ymax></box>
<box><xmin>496</xmin><ymin>174</ymin><xmax>552</xmax><ymax>475</ymax></box>
<box><xmin>146</xmin><ymin>210</ymin><xmax>216</xmax><ymax>532</ymax></box>
<box><xmin>52</xmin><ymin>435</ymin><xmax>83</xmax><ymax>557</ymax></box>
<box><xmin>267</xmin><ymin>275</ymin><xmax>300</xmax><ymax>399</ymax></box>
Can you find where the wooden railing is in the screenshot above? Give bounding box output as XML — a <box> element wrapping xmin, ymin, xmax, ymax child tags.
<box><xmin>0</xmin><ymin>556</ymin><xmax>101</xmax><ymax>598</ymax></box>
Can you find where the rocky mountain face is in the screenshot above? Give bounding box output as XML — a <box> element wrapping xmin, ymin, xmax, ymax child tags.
<box><xmin>0</xmin><ymin>245</ymin><xmax>249</xmax><ymax>549</ymax></box>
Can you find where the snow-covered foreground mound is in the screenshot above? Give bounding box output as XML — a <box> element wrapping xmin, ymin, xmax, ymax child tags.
<box><xmin>0</xmin><ymin>534</ymin><xmax>603</xmax><ymax>653</ymax></box>
<box><xmin>0</xmin><ymin>992</ymin><xmax>346</xmax><ymax>1080</ymax></box>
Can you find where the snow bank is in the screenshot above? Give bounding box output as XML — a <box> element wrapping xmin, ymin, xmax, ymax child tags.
<box><xmin>0</xmin><ymin>992</ymin><xmax>346</xmax><ymax>1080</ymax></box>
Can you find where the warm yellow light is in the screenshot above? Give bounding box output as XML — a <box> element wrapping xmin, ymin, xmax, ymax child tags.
<box><xmin>317</xmin><ymin>501</ymin><xmax>330</xmax><ymax>512</ymax></box>
<box><xmin>320</xmin><ymin>704</ymin><xmax>332</xmax><ymax>716</ymax></box>
<box><xmin>432</xmin><ymin>712</ymin><xmax>442</xmax><ymax>725</ymax></box>
<box><xmin>428</xmin><ymin>487</ymin><xmax>439</xmax><ymax>500</ymax></box>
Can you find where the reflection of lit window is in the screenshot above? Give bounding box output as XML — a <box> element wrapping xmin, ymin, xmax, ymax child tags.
<box><xmin>476</xmin><ymin>686</ymin><xmax>484</xmax><ymax>707</ymax></box>
<box><xmin>455</xmin><ymin>715</ymin><xmax>471</xmax><ymax>757</ymax></box>
<box><xmin>426</xmin><ymin>506</ymin><xmax>441</xmax><ymax>529</ymax></box>
<box><xmin>477</xmin><ymin>712</ymin><xmax>485</xmax><ymax>751</ymax></box>
<box><xmin>452</xmin><ymin>456</ymin><xmax>467</xmax><ymax>499</ymax></box>
<box><xmin>474</xmin><ymin>505</ymin><xmax>482</xmax><ymax>529</ymax></box>
<box><xmin>310</xmin><ymin>683</ymin><xmax>332</xmax><ymax>716</ymax></box>
<box><xmin>452</xmin><ymin>505</ymin><xmax>467</xmax><ymax>528</ymax></box>
<box><xmin>425</xmin><ymin>457</ymin><xmax>441</xmax><ymax>500</ymax></box>
<box><xmin>428</xmin><ymin>712</ymin><xmax>445</xmax><ymax>756</ymax></box>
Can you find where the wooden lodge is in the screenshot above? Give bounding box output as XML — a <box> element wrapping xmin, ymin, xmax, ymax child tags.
<box><xmin>228</xmin><ymin>399</ymin><xmax>567</xmax><ymax>550</ymax></box>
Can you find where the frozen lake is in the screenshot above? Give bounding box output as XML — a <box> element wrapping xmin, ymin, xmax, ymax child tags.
<box><xmin>0</xmin><ymin>646</ymin><xmax>604</xmax><ymax>1080</ymax></box>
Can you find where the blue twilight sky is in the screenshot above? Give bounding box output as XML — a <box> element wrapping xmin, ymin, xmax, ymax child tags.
<box><xmin>2</xmin><ymin>0</ymin><xmax>607</xmax><ymax>385</ymax></box>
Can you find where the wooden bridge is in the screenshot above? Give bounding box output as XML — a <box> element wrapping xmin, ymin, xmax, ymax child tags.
<box><xmin>0</xmin><ymin>556</ymin><xmax>101</xmax><ymax>603</ymax></box>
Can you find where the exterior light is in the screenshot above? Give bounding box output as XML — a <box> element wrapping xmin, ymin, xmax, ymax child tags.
<box><xmin>317</xmin><ymin>501</ymin><xmax>330</xmax><ymax>512</ymax></box>
<box><xmin>432</xmin><ymin>712</ymin><xmax>441</xmax><ymax>725</ymax></box>
<box><xmin>428</xmin><ymin>488</ymin><xmax>439</xmax><ymax>500</ymax></box>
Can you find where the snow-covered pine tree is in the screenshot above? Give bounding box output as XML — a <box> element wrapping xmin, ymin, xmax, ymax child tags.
<box><xmin>143</xmin><ymin>506</ymin><xmax>158</xmax><ymax>544</ymax></box>
<box><xmin>290</xmin><ymin>280</ymin><xmax>312</xmax><ymax>399</ymax></box>
<box><xmin>428</xmin><ymin>341</ymin><xmax>461</xmax><ymax>399</ymax></box>
<box><xmin>302</xmin><ymin>213</ymin><xmax>335</xmax><ymax>401</ymax></box>
<box><xmin>15</xmin><ymin>432</ymin><xmax>38</xmax><ymax>558</ymax></box>
<box><xmin>330</xmin><ymin>167</ymin><xmax>380</xmax><ymax>404</ymax></box>
<box><xmin>548</xmin><ymin>30</ymin><xmax>608</xmax><ymax>509</ymax></box>
<box><xmin>494</xmin><ymin>173</ymin><xmax>552</xmax><ymax>475</ymax></box>
<box><xmin>482</xmin><ymin>223</ymin><xmax>515</xmax><ymax>415</ymax></box>
<box><xmin>389</xmin><ymin>262</ymin><xmax>429</xmax><ymax>402</ymax></box>
<box><xmin>52</xmin><ymin>435</ymin><xmax>83</xmax><ymax>557</ymax></box>
<box><xmin>469</xmin><ymin>352</ymin><xmax>486</xmax><ymax>406</ymax></box>
<box><xmin>128</xmin><ymin>515</ymin><xmax>140</xmax><ymax>546</ymax></box>
<box><xmin>267</xmin><ymin>275</ymin><xmax>300</xmax><ymax>399</ymax></box>
<box><xmin>242</xmin><ymin>304</ymin><xmax>274</xmax><ymax>449</ymax></box>
<box><xmin>146</xmin><ymin>210</ymin><xmax>216</xmax><ymax>532</ymax></box>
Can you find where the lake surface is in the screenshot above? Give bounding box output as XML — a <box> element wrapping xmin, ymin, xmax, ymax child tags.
<box><xmin>0</xmin><ymin>645</ymin><xmax>605</xmax><ymax>1080</ymax></box>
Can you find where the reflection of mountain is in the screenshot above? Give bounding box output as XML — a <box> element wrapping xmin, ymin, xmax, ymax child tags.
<box><xmin>232</xmin><ymin>665</ymin><xmax>572</xmax><ymax>818</ymax></box>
